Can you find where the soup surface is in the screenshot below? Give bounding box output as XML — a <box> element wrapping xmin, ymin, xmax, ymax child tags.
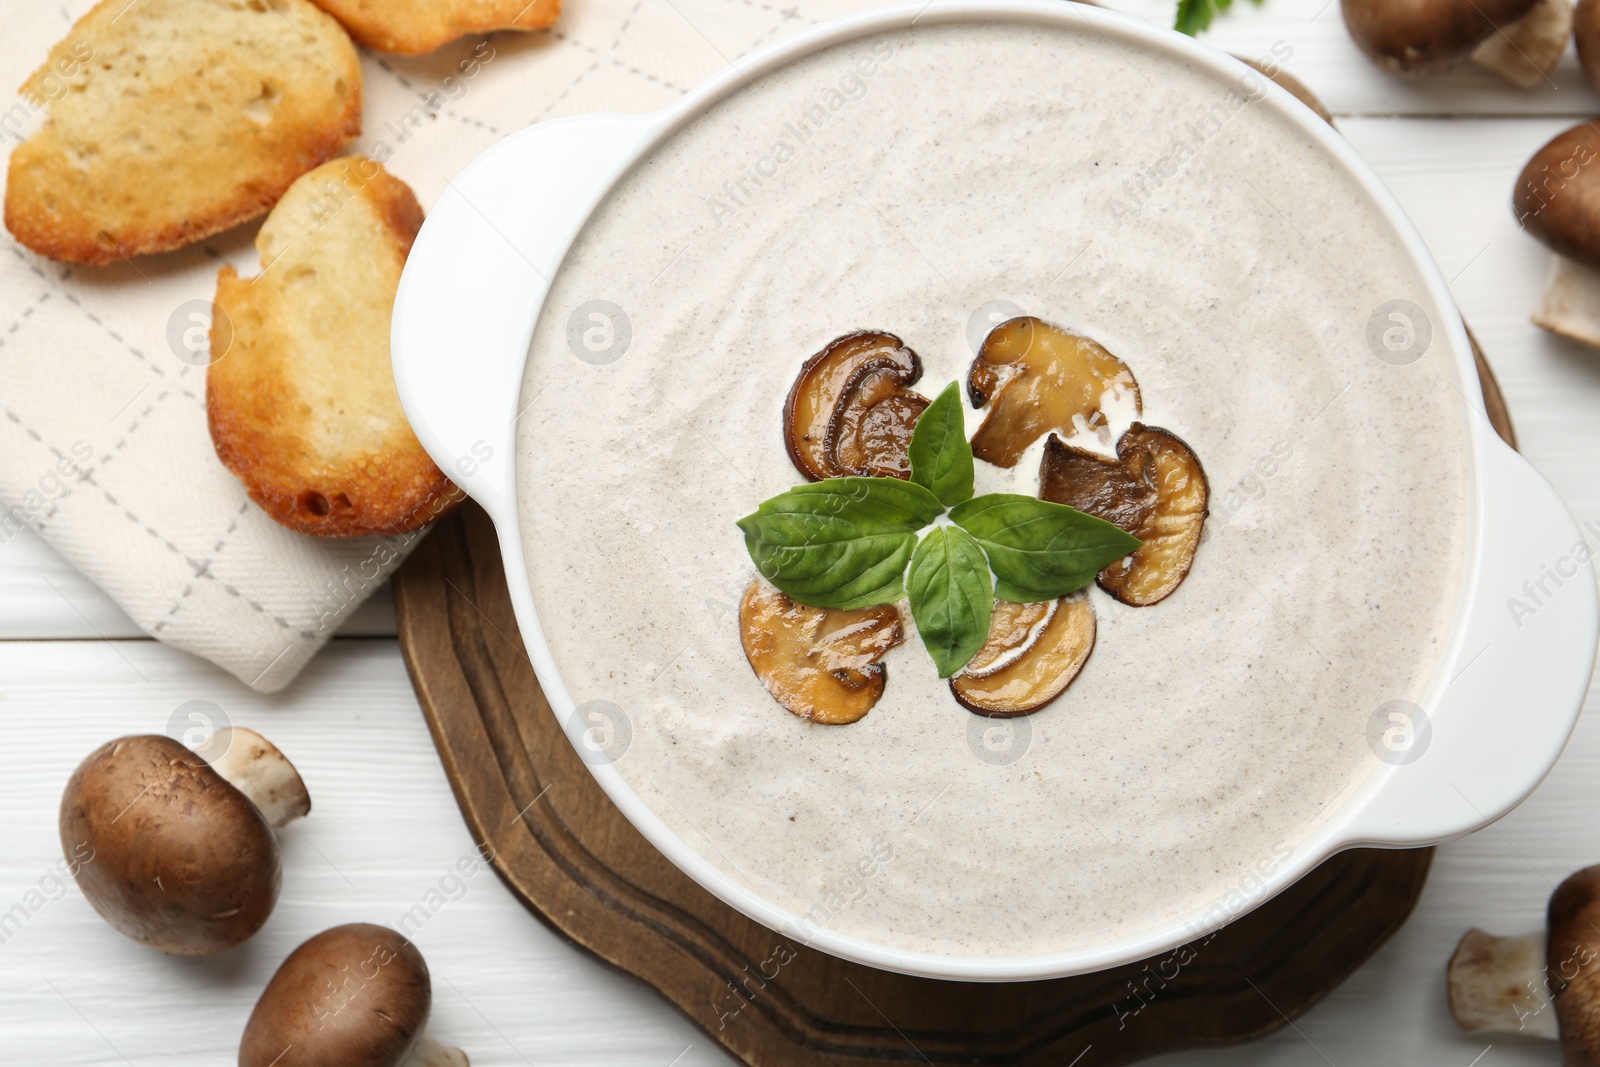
<box><xmin>516</xmin><ymin>18</ymin><xmax>1470</xmax><ymax>957</ymax></box>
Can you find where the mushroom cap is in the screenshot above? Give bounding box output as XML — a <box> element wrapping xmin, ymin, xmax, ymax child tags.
<box><xmin>1577</xmin><ymin>0</ymin><xmax>1600</xmax><ymax>93</ymax></box>
<box><xmin>240</xmin><ymin>924</ymin><xmax>432</xmax><ymax>1067</ymax></box>
<box><xmin>1514</xmin><ymin>122</ymin><xmax>1600</xmax><ymax>268</ymax></box>
<box><xmin>1548</xmin><ymin>865</ymin><xmax>1600</xmax><ymax>1063</ymax></box>
<box><xmin>1341</xmin><ymin>0</ymin><xmax>1539</xmax><ymax>75</ymax></box>
<box><xmin>59</xmin><ymin>734</ymin><xmax>281</xmax><ymax>955</ymax></box>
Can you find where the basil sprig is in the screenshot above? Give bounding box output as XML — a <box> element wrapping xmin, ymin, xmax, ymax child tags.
<box><xmin>738</xmin><ymin>381</ymin><xmax>1139</xmax><ymax>675</ymax></box>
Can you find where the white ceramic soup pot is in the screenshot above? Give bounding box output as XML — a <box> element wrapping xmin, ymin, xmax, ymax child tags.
<box><xmin>393</xmin><ymin>0</ymin><xmax>1598</xmax><ymax>981</ymax></box>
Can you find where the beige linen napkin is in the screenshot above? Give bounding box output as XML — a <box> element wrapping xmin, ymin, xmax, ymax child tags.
<box><xmin>0</xmin><ymin>0</ymin><xmax>869</xmax><ymax>691</ymax></box>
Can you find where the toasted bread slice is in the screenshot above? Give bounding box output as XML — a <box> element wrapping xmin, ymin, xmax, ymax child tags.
<box><xmin>309</xmin><ymin>0</ymin><xmax>561</xmax><ymax>54</ymax></box>
<box><xmin>5</xmin><ymin>0</ymin><xmax>361</xmax><ymax>265</ymax></box>
<box><xmin>208</xmin><ymin>156</ymin><xmax>460</xmax><ymax>537</ymax></box>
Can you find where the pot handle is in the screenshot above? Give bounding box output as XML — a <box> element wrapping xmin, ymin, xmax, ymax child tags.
<box><xmin>392</xmin><ymin>111</ymin><xmax>662</xmax><ymax>526</ymax></box>
<box><xmin>1338</xmin><ymin>431</ymin><xmax>1597</xmax><ymax>848</ymax></box>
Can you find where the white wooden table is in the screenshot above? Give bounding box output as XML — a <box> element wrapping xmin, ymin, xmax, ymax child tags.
<box><xmin>6</xmin><ymin>1</ymin><xmax>1600</xmax><ymax>1063</ymax></box>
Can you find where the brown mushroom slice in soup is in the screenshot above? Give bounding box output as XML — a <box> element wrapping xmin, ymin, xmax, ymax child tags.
<box><xmin>950</xmin><ymin>597</ymin><xmax>1095</xmax><ymax>717</ymax></box>
<box><xmin>1040</xmin><ymin>426</ymin><xmax>1209</xmax><ymax>607</ymax></box>
<box><xmin>784</xmin><ymin>330</ymin><xmax>928</xmax><ymax>480</ymax></box>
<box><xmin>1037</xmin><ymin>432</ymin><xmax>1158</xmax><ymax>534</ymax></box>
<box><xmin>968</xmin><ymin>317</ymin><xmax>1141</xmax><ymax>469</ymax></box>
<box><xmin>1095</xmin><ymin>426</ymin><xmax>1209</xmax><ymax>606</ymax></box>
<box><xmin>832</xmin><ymin>375</ymin><xmax>930</xmax><ymax>479</ymax></box>
<box><xmin>740</xmin><ymin>580</ymin><xmax>906</xmax><ymax>724</ymax></box>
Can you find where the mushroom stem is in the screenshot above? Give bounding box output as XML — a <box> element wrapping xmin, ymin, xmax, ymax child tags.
<box><xmin>195</xmin><ymin>727</ymin><xmax>310</xmax><ymax>828</ymax></box>
<box><xmin>1447</xmin><ymin>928</ymin><xmax>1560</xmax><ymax>1038</ymax></box>
<box><xmin>1532</xmin><ymin>254</ymin><xmax>1600</xmax><ymax>349</ymax></box>
<box><xmin>403</xmin><ymin>1035</ymin><xmax>470</xmax><ymax>1067</ymax></box>
<box><xmin>1471</xmin><ymin>0</ymin><xmax>1574</xmax><ymax>87</ymax></box>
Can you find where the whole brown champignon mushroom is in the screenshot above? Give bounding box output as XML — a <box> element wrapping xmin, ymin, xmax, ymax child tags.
<box><xmin>59</xmin><ymin>731</ymin><xmax>308</xmax><ymax>954</ymax></box>
<box><xmin>1341</xmin><ymin>0</ymin><xmax>1572</xmax><ymax>88</ymax></box>
<box><xmin>1513</xmin><ymin>121</ymin><xmax>1600</xmax><ymax>348</ymax></box>
<box><xmin>1447</xmin><ymin>865</ymin><xmax>1600</xmax><ymax>1056</ymax></box>
<box><xmin>240</xmin><ymin>923</ymin><xmax>468</xmax><ymax>1067</ymax></box>
<box><xmin>1579</xmin><ymin>0</ymin><xmax>1600</xmax><ymax>89</ymax></box>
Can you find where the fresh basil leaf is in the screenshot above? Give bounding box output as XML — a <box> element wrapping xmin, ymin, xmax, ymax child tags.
<box><xmin>743</xmin><ymin>532</ymin><xmax>916</xmax><ymax>609</ymax></box>
<box><xmin>744</xmin><ymin>477</ymin><xmax>943</xmax><ymax>533</ymax></box>
<box><xmin>737</xmin><ymin>477</ymin><xmax>943</xmax><ymax>609</ymax></box>
<box><xmin>907</xmin><ymin>526</ymin><xmax>994</xmax><ymax>678</ymax></box>
<box><xmin>907</xmin><ymin>382</ymin><xmax>974</xmax><ymax>507</ymax></box>
<box><xmin>951</xmin><ymin>493</ymin><xmax>1140</xmax><ymax>601</ymax></box>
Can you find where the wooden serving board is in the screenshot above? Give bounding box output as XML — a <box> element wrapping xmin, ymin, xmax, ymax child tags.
<box><xmin>392</xmin><ymin>338</ymin><xmax>1514</xmax><ymax>1066</ymax></box>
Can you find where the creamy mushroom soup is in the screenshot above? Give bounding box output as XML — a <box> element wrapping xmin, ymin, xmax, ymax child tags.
<box><xmin>515</xmin><ymin>19</ymin><xmax>1471</xmax><ymax>957</ymax></box>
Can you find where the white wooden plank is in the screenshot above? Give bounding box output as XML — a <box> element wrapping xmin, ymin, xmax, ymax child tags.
<box><xmin>0</xmin><ymin>526</ymin><xmax>143</xmax><ymax>639</ymax></box>
<box><xmin>1101</xmin><ymin>0</ymin><xmax>1600</xmax><ymax>116</ymax></box>
<box><xmin>0</xmin><ymin>640</ymin><xmax>727</xmax><ymax>1066</ymax></box>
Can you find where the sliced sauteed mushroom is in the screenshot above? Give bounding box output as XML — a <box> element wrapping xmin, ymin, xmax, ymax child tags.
<box><xmin>968</xmin><ymin>317</ymin><xmax>1140</xmax><ymax>469</ymax></box>
<box><xmin>1035</xmin><ymin>434</ymin><xmax>1159</xmax><ymax>534</ymax></box>
<box><xmin>1342</xmin><ymin>0</ymin><xmax>1572</xmax><ymax>88</ymax></box>
<box><xmin>951</xmin><ymin>596</ymin><xmax>1096</xmax><ymax>716</ymax></box>
<box><xmin>1040</xmin><ymin>426</ymin><xmax>1208</xmax><ymax>606</ymax></box>
<box><xmin>785</xmin><ymin>331</ymin><xmax>929</xmax><ymax>481</ymax></box>
<box><xmin>740</xmin><ymin>580</ymin><xmax>906</xmax><ymax>724</ymax></box>
<box><xmin>1513</xmin><ymin>122</ymin><xmax>1600</xmax><ymax>348</ymax></box>
<box><xmin>1093</xmin><ymin>426</ymin><xmax>1209</xmax><ymax>605</ymax></box>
